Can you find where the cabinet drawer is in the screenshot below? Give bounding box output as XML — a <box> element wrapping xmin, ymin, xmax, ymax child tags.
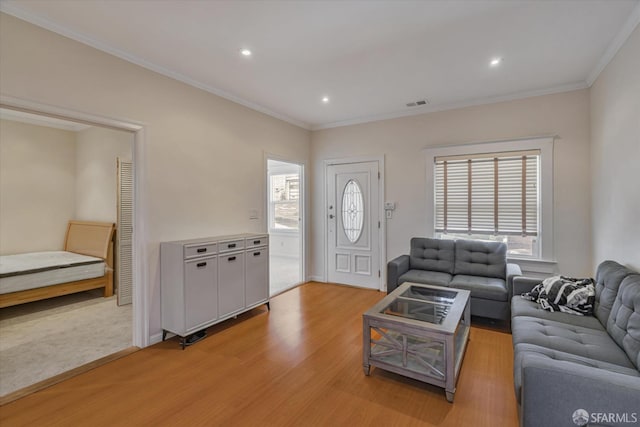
<box><xmin>246</xmin><ymin>236</ymin><xmax>269</xmax><ymax>248</ymax></box>
<box><xmin>218</xmin><ymin>239</ymin><xmax>245</xmax><ymax>253</ymax></box>
<box><xmin>184</xmin><ymin>243</ymin><xmax>217</xmax><ymax>259</ymax></box>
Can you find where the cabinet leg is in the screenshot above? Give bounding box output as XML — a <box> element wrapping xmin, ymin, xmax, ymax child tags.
<box><xmin>162</xmin><ymin>330</ymin><xmax>167</xmax><ymax>341</ymax></box>
<box><xmin>363</xmin><ymin>365</ymin><xmax>370</xmax><ymax>376</ymax></box>
<box><xmin>266</xmin><ymin>302</ymin><xmax>270</xmax><ymax>311</ymax></box>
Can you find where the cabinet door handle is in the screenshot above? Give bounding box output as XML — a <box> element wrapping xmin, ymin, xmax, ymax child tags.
<box><xmin>228</xmin><ymin>243</ymin><xmax>236</xmax><ymax>248</ymax></box>
<box><xmin>228</xmin><ymin>256</ymin><xmax>236</xmax><ymax>262</ymax></box>
<box><xmin>196</xmin><ymin>262</ymin><xmax>207</xmax><ymax>268</ymax></box>
<box><xmin>197</xmin><ymin>248</ymin><xmax>207</xmax><ymax>253</ymax></box>
<box><xmin>253</xmin><ymin>252</ymin><xmax>261</xmax><ymax>256</ymax></box>
<box><xmin>253</xmin><ymin>240</ymin><xmax>261</xmax><ymax>245</ymax></box>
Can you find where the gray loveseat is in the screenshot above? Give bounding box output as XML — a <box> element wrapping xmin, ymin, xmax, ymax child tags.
<box><xmin>511</xmin><ymin>260</ymin><xmax>640</xmax><ymax>427</ymax></box>
<box><xmin>387</xmin><ymin>237</ymin><xmax>522</xmax><ymax>321</ymax></box>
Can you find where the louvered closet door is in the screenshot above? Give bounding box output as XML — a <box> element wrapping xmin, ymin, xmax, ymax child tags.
<box><xmin>117</xmin><ymin>159</ymin><xmax>133</xmax><ymax>306</ymax></box>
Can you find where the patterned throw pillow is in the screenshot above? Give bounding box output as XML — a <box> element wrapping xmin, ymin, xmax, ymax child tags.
<box><xmin>522</xmin><ymin>276</ymin><xmax>595</xmax><ymax>316</ymax></box>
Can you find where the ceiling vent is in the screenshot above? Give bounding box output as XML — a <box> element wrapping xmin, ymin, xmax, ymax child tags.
<box><xmin>406</xmin><ymin>99</ymin><xmax>430</xmax><ymax>107</ymax></box>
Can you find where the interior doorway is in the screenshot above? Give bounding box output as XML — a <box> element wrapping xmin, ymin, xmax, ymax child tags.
<box><xmin>267</xmin><ymin>159</ymin><xmax>304</xmax><ymax>295</ymax></box>
<box><xmin>0</xmin><ymin>106</ymin><xmax>137</xmax><ymax>401</ymax></box>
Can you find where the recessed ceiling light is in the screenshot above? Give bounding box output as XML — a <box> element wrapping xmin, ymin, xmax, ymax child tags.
<box><xmin>240</xmin><ymin>48</ymin><xmax>252</xmax><ymax>57</ymax></box>
<box><xmin>490</xmin><ymin>57</ymin><xmax>503</xmax><ymax>67</ymax></box>
<box><xmin>322</xmin><ymin>96</ymin><xmax>330</xmax><ymax>104</ymax></box>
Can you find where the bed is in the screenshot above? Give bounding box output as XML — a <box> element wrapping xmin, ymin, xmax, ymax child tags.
<box><xmin>0</xmin><ymin>220</ymin><xmax>116</xmax><ymax>308</ymax></box>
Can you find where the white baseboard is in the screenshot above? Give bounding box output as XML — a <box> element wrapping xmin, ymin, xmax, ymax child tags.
<box><xmin>308</xmin><ymin>275</ymin><xmax>325</xmax><ymax>282</ymax></box>
<box><xmin>149</xmin><ymin>332</ymin><xmax>164</xmax><ymax>346</ymax></box>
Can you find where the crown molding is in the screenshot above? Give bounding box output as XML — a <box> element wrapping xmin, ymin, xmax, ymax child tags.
<box><xmin>311</xmin><ymin>81</ymin><xmax>589</xmax><ymax>131</ymax></box>
<box><xmin>586</xmin><ymin>1</ymin><xmax>640</xmax><ymax>86</ymax></box>
<box><xmin>0</xmin><ymin>4</ymin><xmax>311</xmax><ymax>131</ymax></box>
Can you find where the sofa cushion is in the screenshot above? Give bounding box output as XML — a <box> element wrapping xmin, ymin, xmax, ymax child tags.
<box><xmin>594</xmin><ymin>260</ymin><xmax>635</xmax><ymax>327</ymax></box>
<box><xmin>511</xmin><ymin>316</ymin><xmax>634</xmax><ymax>368</ymax></box>
<box><xmin>409</xmin><ymin>238</ymin><xmax>455</xmax><ymax>274</ymax></box>
<box><xmin>398</xmin><ymin>269</ymin><xmax>452</xmax><ymax>288</ymax></box>
<box><xmin>453</xmin><ymin>239</ymin><xmax>506</xmax><ymax>279</ymax></box>
<box><xmin>513</xmin><ymin>343</ymin><xmax>640</xmax><ymax>403</ymax></box>
<box><xmin>606</xmin><ymin>274</ymin><xmax>640</xmax><ymax>369</ymax></box>
<box><xmin>449</xmin><ymin>275</ymin><xmax>508</xmax><ymax>301</ymax></box>
<box><xmin>511</xmin><ymin>296</ymin><xmax>604</xmax><ymax>329</ymax></box>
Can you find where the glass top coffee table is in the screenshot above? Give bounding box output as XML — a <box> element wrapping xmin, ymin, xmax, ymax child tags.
<box><xmin>363</xmin><ymin>282</ymin><xmax>471</xmax><ymax>402</ymax></box>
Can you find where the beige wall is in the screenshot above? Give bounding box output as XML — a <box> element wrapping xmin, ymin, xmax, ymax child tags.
<box><xmin>590</xmin><ymin>26</ymin><xmax>640</xmax><ymax>271</ymax></box>
<box><xmin>311</xmin><ymin>89</ymin><xmax>592</xmax><ymax>279</ymax></box>
<box><xmin>75</xmin><ymin>126</ymin><xmax>133</xmax><ymax>223</ymax></box>
<box><xmin>0</xmin><ymin>13</ymin><xmax>311</xmax><ymax>340</ymax></box>
<box><xmin>0</xmin><ymin>119</ymin><xmax>76</xmax><ymax>254</ymax></box>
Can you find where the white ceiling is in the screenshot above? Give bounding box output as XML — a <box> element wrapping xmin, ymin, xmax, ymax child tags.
<box><xmin>2</xmin><ymin>0</ymin><xmax>639</xmax><ymax>130</ymax></box>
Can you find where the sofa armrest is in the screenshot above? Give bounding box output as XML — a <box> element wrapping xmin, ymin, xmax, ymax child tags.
<box><xmin>520</xmin><ymin>354</ymin><xmax>640</xmax><ymax>427</ymax></box>
<box><xmin>506</xmin><ymin>263</ymin><xmax>522</xmax><ymax>297</ymax></box>
<box><xmin>387</xmin><ymin>255</ymin><xmax>409</xmax><ymax>293</ymax></box>
<box><xmin>512</xmin><ymin>276</ymin><xmax>542</xmax><ymax>296</ymax></box>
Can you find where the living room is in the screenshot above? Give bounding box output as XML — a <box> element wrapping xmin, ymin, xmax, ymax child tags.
<box><xmin>0</xmin><ymin>1</ymin><xmax>638</xmax><ymax>426</ymax></box>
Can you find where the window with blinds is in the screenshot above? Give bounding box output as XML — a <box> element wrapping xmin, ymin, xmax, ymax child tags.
<box><xmin>434</xmin><ymin>150</ymin><xmax>540</xmax><ymax>237</ymax></box>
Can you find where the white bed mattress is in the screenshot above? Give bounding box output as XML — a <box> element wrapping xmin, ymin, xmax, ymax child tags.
<box><xmin>0</xmin><ymin>251</ymin><xmax>105</xmax><ymax>294</ymax></box>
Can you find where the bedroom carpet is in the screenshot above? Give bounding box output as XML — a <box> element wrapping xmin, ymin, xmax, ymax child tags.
<box><xmin>0</xmin><ymin>291</ymin><xmax>132</xmax><ymax>397</ymax></box>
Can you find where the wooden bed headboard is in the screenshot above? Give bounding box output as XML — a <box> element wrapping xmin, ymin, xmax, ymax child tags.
<box><xmin>64</xmin><ymin>220</ymin><xmax>116</xmax><ymax>260</ymax></box>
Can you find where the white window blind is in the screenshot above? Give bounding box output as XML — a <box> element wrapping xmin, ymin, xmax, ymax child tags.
<box><xmin>435</xmin><ymin>150</ymin><xmax>539</xmax><ymax>236</ymax></box>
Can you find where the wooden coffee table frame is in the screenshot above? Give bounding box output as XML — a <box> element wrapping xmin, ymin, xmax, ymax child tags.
<box><xmin>363</xmin><ymin>282</ymin><xmax>471</xmax><ymax>402</ymax></box>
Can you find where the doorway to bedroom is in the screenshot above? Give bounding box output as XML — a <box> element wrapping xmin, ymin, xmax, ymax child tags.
<box><xmin>0</xmin><ymin>107</ymin><xmax>135</xmax><ymax>400</ymax></box>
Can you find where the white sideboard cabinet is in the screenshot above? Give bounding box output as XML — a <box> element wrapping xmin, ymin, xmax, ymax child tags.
<box><xmin>161</xmin><ymin>233</ymin><xmax>269</xmax><ymax>348</ymax></box>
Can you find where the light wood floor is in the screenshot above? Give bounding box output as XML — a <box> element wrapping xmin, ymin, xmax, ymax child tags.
<box><xmin>0</xmin><ymin>282</ymin><xmax>518</xmax><ymax>426</ymax></box>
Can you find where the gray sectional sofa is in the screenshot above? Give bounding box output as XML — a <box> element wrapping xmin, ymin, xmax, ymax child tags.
<box><xmin>387</xmin><ymin>237</ymin><xmax>521</xmax><ymax>321</ymax></box>
<box><xmin>511</xmin><ymin>260</ymin><xmax>640</xmax><ymax>427</ymax></box>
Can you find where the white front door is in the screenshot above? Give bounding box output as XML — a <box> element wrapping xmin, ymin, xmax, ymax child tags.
<box><xmin>327</xmin><ymin>161</ymin><xmax>380</xmax><ymax>289</ymax></box>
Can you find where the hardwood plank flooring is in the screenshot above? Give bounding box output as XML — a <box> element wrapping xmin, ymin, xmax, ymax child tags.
<box><xmin>0</xmin><ymin>282</ymin><xmax>518</xmax><ymax>426</ymax></box>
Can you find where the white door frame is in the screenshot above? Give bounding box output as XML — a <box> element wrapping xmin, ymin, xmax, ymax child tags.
<box><xmin>323</xmin><ymin>156</ymin><xmax>385</xmax><ymax>291</ymax></box>
<box><xmin>264</xmin><ymin>152</ymin><xmax>307</xmax><ymax>287</ymax></box>
<box><xmin>0</xmin><ymin>95</ymin><xmax>149</xmax><ymax>348</ymax></box>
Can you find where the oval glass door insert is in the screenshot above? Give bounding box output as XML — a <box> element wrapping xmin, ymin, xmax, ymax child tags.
<box><xmin>342</xmin><ymin>179</ymin><xmax>364</xmax><ymax>243</ymax></box>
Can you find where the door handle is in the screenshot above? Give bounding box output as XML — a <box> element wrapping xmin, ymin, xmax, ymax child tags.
<box><xmin>329</xmin><ymin>214</ymin><xmax>334</xmax><ymax>219</ymax></box>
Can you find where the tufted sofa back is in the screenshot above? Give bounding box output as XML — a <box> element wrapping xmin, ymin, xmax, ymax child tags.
<box><xmin>606</xmin><ymin>274</ymin><xmax>640</xmax><ymax>369</ymax></box>
<box><xmin>594</xmin><ymin>261</ymin><xmax>636</xmax><ymax>327</ymax></box>
<box><xmin>409</xmin><ymin>238</ymin><xmax>455</xmax><ymax>274</ymax></box>
<box><xmin>453</xmin><ymin>239</ymin><xmax>507</xmax><ymax>279</ymax></box>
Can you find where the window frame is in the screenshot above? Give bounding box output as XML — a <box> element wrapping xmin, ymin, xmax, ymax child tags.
<box><xmin>268</xmin><ymin>172</ymin><xmax>301</xmax><ymax>234</ymax></box>
<box><xmin>424</xmin><ymin>137</ymin><xmax>555</xmax><ymax>262</ymax></box>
